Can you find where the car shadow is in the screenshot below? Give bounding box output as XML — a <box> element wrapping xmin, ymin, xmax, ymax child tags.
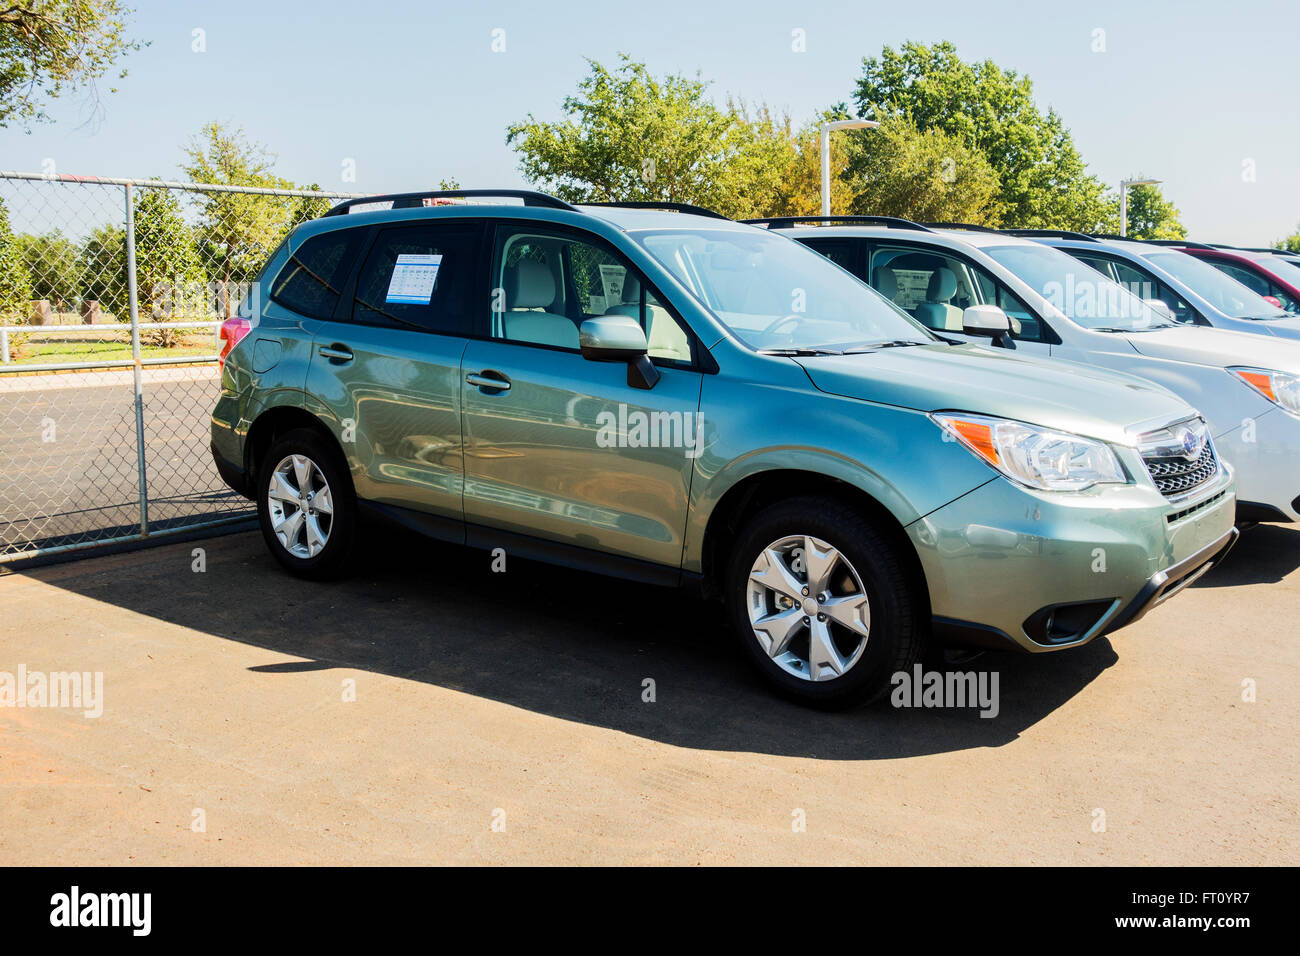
<box><xmin>1194</xmin><ymin>523</ymin><xmax>1300</xmax><ymax>588</ymax></box>
<box><xmin>17</xmin><ymin>526</ymin><xmax>1127</xmax><ymax>760</ymax></box>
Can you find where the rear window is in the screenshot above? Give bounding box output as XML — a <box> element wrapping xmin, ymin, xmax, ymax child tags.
<box><xmin>269</xmin><ymin>229</ymin><xmax>363</xmax><ymax>319</ymax></box>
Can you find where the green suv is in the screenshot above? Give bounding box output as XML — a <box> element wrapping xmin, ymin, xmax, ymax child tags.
<box><xmin>211</xmin><ymin>191</ymin><xmax>1238</xmax><ymax>707</ymax></box>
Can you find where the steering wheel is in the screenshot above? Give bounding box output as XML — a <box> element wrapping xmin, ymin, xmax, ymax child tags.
<box><xmin>760</xmin><ymin>313</ymin><xmax>807</xmax><ymax>338</ymax></box>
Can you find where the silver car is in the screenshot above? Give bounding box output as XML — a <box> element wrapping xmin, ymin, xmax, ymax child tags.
<box><xmin>775</xmin><ymin>218</ymin><xmax>1300</xmax><ymax>523</ymax></box>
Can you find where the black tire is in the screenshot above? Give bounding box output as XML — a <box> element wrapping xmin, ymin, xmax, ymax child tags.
<box><xmin>725</xmin><ymin>496</ymin><xmax>925</xmax><ymax>709</ymax></box>
<box><xmin>256</xmin><ymin>427</ymin><xmax>357</xmax><ymax>579</ymax></box>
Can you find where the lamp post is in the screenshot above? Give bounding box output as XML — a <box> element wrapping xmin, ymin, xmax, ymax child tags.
<box><xmin>820</xmin><ymin>119</ymin><xmax>879</xmax><ymax>216</ymax></box>
<box><xmin>1120</xmin><ymin>177</ymin><xmax>1160</xmax><ymax>237</ymax></box>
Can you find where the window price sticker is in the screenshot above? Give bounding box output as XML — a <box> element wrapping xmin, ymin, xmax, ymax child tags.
<box><xmin>386</xmin><ymin>253</ymin><xmax>442</xmax><ymax>304</ymax></box>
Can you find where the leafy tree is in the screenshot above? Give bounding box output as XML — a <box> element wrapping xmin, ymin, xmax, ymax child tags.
<box><xmin>1273</xmin><ymin>226</ymin><xmax>1300</xmax><ymax>253</ymax></box>
<box><xmin>842</xmin><ymin>114</ymin><xmax>1004</xmax><ymax>224</ymax></box>
<box><xmin>133</xmin><ymin>188</ymin><xmax>202</xmax><ymax>341</ymax></box>
<box><xmin>18</xmin><ymin>230</ymin><xmax>80</xmax><ymax>311</ymax></box>
<box><xmin>1110</xmin><ymin>181</ymin><xmax>1186</xmax><ymax>240</ymax></box>
<box><xmin>0</xmin><ymin>0</ymin><xmax>142</xmax><ymax>128</ymax></box>
<box><xmin>78</xmin><ymin>222</ymin><xmax>127</xmax><ymax>316</ymax></box>
<box><xmin>181</xmin><ymin>122</ymin><xmax>294</xmax><ymax>317</ymax></box>
<box><xmin>506</xmin><ymin>55</ymin><xmax>778</xmax><ymax>218</ymax></box>
<box><xmin>852</xmin><ymin>41</ymin><xmax>1111</xmax><ymax>229</ymax></box>
<box><xmin>0</xmin><ymin>198</ymin><xmax>32</xmax><ymax>318</ymax></box>
<box><xmin>289</xmin><ymin>183</ymin><xmax>333</xmax><ymax>228</ymax></box>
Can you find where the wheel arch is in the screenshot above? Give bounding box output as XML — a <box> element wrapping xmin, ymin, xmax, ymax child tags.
<box><xmin>245</xmin><ymin>405</ymin><xmax>351</xmax><ymax>493</ymax></box>
<box><xmin>699</xmin><ymin>468</ymin><xmax>929</xmax><ymax>612</ymax></box>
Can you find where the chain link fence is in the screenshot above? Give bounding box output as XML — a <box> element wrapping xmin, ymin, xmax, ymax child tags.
<box><xmin>0</xmin><ymin>171</ymin><xmax>369</xmax><ymax>563</ymax></box>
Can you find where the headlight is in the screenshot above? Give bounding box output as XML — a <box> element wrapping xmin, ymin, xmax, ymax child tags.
<box><xmin>1229</xmin><ymin>367</ymin><xmax>1300</xmax><ymax>416</ymax></box>
<box><xmin>932</xmin><ymin>413</ymin><xmax>1126</xmax><ymax>491</ymax></box>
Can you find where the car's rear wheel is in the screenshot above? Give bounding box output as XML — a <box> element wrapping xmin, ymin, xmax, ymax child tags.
<box><xmin>257</xmin><ymin>428</ymin><xmax>356</xmax><ymax>579</ymax></box>
<box><xmin>726</xmin><ymin>497</ymin><xmax>924</xmax><ymax>708</ymax></box>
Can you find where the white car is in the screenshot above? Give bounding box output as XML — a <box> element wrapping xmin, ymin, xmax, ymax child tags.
<box><xmin>766</xmin><ymin>217</ymin><xmax>1300</xmax><ymax>523</ymax></box>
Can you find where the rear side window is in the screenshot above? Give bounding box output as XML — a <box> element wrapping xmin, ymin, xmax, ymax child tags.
<box><xmin>351</xmin><ymin>224</ymin><xmax>479</xmax><ymax>334</ymax></box>
<box><xmin>269</xmin><ymin>229</ymin><xmax>363</xmax><ymax>319</ymax></box>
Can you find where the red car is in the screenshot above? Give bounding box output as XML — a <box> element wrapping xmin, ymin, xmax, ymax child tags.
<box><xmin>1162</xmin><ymin>243</ymin><xmax>1300</xmax><ymax>312</ymax></box>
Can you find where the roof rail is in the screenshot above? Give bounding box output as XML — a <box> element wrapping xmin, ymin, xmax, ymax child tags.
<box><xmin>1243</xmin><ymin>246</ymin><xmax>1300</xmax><ymax>256</ymax></box>
<box><xmin>583</xmin><ymin>200</ymin><xmax>728</xmax><ymax>220</ymax></box>
<box><xmin>1088</xmin><ymin>233</ymin><xmax>1131</xmax><ymax>241</ymax></box>
<box><xmin>1000</xmin><ymin>228</ymin><xmax>1097</xmax><ymax>241</ymax></box>
<box><xmin>323</xmin><ymin>189</ymin><xmax>577</xmax><ymax>217</ymax></box>
<box><xmin>921</xmin><ymin>222</ymin><xmax>1003</xmax><ymax>233</ymax></box>
<box><xmin>742</xmin><ymin>215</ymin><xmax>932</xmax><ymax>232</ymax></box>
<box><xmin>1138</xmin><ymin>238</ymin><xmax>1217</xmax><ymax>249</ymax></box>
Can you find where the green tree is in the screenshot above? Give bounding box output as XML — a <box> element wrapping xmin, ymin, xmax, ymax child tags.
<box><xmin>289</xmin><ymin>184</ymin><xmax>333</xmax><ymax>228</ymax></box>
<box><xmin>18</xmin><ymin>230</ymin><xmax>80</xmax><ymax>312</ymax></box>
<box><xmin>506</xmin><ymin>55</ymin><xmax>780</xmax><ymax>218</ymax></box>
<box><xmin>133</xmin><ymin>188</ymin><xmax>202</xmax><ymax>341</ymax></box>
<box><xmin>1273</xmin><ymin>226</ymin><xmax>1300</xmax><ymax>253</ymax></box>
<box><xmin>0</xmin><ymin>0</ymin><xmax>142</xmax><ymax>128</ymax></box>
<box><xmin>181</xmin><ymin>122</ymin><xmax>294</xmax><ymax>317</ymax></box>
<box><xmin>852</xmin><ymin>41</ymin><xmax>1111</xmax><ymax>229</ymax></box>
<box><xmin>78</xmin><ymin>222</ymin><xmax>127</xmax><ymax>316</ymax></box>
<box><xmin>0</xmin><ymin>198</ymin><xmax>32</xmax><ymax>319</ymax></box>
<box><xmin>842</xmin><ymin>114</ymin><xmax>1004</xmax><ymax>224</ymax></box>
<box><xmin>1111</xmin><ymin>181</ymin><xmax>1186</xmax><ymax>240</ymax></box>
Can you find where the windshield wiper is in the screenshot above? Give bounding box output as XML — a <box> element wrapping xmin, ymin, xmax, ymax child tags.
<box><xmin>839</xmin><ymin>340</ymin><xmax>932</xmax><ymax>353</ymax></box>
<box><xmin>757</xmin><ymin>347</ymin><xmax>843</xmax><ymax>356</ymax></box>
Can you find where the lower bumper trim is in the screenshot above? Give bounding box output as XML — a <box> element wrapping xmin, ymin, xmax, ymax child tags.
<box><xmin>1103</xmin><ymin>526</ymin><xmax>1240</xmax><ymax>635</ymax></box>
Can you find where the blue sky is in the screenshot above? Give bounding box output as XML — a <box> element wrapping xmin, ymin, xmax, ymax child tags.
<box><xmin>2</xmin><ymin>0</ymin><xmax>1297</xmax><ymax>243</ymax></box>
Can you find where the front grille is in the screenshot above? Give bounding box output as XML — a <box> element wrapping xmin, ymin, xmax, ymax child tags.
<box><xmin>1143</xmin><ymin>440</ymin><xmax>1219</xmax><ymax>498</ymax></box>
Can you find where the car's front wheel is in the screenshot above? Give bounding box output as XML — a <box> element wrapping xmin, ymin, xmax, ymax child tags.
<box><xmin>256</xmin><ymin>428</ymin><xmax>356</xmax><ymax>579</ymax></box>
<box><xmin>726</xmin><ymin>497</ymin><xmax>925</xmax><ymax>708</ymax></box>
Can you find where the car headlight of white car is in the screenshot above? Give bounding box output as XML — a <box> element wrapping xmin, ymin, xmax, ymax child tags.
<box><xmin>1229</xmin><ymin>367</ymin><xmax>1300</xmax><ymax>416</ymax></box>
<box><xmin>931</xmin><ymin>413</ymin><xmax>1126</xmax><ymax>491</ymax></box>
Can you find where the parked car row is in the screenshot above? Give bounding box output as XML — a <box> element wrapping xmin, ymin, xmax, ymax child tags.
<box><xmin>213</xmin><ymin>192</ymin><xmax>1290</xmax><ymax>707</ymax></box>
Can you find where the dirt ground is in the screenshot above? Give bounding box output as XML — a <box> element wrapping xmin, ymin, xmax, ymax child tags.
<box><xmin>1</xmin><ymin>524</ymin><xmax>1296</xmax><ymax>865</ymax></box>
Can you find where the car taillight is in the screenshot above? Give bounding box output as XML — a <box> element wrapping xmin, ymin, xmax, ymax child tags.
<box><xmin>218</xmin><ymin>317</ymin><xmax>251</xmax><ymax>368</ymax></box>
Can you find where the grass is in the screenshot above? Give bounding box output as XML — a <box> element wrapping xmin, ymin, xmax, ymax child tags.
<box><xmin>2</xmin><ymin>329</ymin><xmax>217</xmax><ymax>367</ymax></box>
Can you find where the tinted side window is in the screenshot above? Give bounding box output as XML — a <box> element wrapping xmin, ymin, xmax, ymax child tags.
<box><xmin>1215</xmin><ymin>262</ymin><xmax>1270</xmax><ymax>296</ymax></box>
<box><xmin>491</xmin><ymin>226</ymin><xmax>696</xmax><ymax>364</ymax></box>
<box><xmin>1109</xmin><ymin>259</ymin><xmax>1196</xmax><ymax>324</ymax></box>
<box><xmin>799</xmin><ymin>239</ymin><xmax>858</xmax><ymax>275</ymax></box>
<box><xmin>351</xmin><ymin>225</ymin><xmax>478</xmax><ymax>334</ymax></box>
<box><xmin>269</xmin><ymin>229</ymin><xmax>363</xmax><ymax>319</ymax></box>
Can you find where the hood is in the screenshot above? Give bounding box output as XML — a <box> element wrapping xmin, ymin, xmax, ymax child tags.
<box><xmin>797</xmin><ymin>343</ymin><xmax>1196</xmax><ymax>445</ymax></box>
<box><xmin>1237</xmin><ymin>315</ymin><xmax>1300</xmax><ymax>339</ymax></box>
<box><xmin>1126</xmin><ymin>325</ymin><xmax>1300</xmax><ymax>370</ymax></box>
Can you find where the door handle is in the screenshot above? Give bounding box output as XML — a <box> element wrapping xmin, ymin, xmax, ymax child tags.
<box><xmin>466</xmin><ymin>370</ymin><xmax>511</xmax><ymax>392</ymax></box>
<box><xmin>318</xmin><ymin>344</ymin><xmax>353</xmax><ymax>362</ymax></box>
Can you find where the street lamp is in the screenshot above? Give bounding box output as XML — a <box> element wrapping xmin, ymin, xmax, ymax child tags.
<box><xmin>1120</xmin><ymin>177</ymin><xmax>1161</xmax><ymax>238</ymax></box>
<box><xmin>820</xmin><ymin>119</ymin><xmax>879</xmax><ymax>216</ymax></box>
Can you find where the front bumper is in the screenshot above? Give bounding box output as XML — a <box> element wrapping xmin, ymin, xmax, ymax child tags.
<box><xmin>912</xmin><ymin>466</ymin><xmax>1237</xmax><ymax>653</ymax></box>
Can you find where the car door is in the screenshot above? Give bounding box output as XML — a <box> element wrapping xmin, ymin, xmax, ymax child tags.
<box><xmin>303</xmin><ymin>220</ymin><xmax>483</xmax><ymax>531</ymax></box>
<box><xmin>460</xmin><ymin>222</ymin><xmax>705</xmax><ymax>570</ymax></box>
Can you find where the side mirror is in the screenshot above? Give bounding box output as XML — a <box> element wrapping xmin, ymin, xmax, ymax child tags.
<box><xmin>579</xmin><ymin>315</ymin><xmax>660</xmax><ymax>390</ymax></box>
<box><xmin>1263</xmin><ymin>295</ymin><xmax>1284</xmax><ymax>309</ymax></box>
<box><xmin>1144</xmin><ymin>299</ymin><xmax>1176</xmax><ymax>321</ymax></box>
<box><xmin>962</xmin><ymin>305</ymin><xmax>1012</xmax><ymax>347</ymax></box>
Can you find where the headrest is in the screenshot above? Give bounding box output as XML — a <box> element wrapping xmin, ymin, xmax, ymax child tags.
<box><xmin>506</xmin><ymin>259</ymin><xmax>555</xmax><ymax>310</ymax></box>
<box><xmin>927</xmin><ymin>267</ymin><xmax>958</xmax><ymax>301</ymax></box>
<box><xmin>874</xmin><ymin>268</ymin><xmax>898</xmax><ymax>300</ymax></box>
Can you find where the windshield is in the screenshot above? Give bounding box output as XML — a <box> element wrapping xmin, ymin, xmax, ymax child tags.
<box><xmin>985</xmin><ymin>243</ymin><xmax>1176</xmax><ymax>332</ymax></box>
<box><xmin>1245</xmin><ymin>252</ymin><xmax>1300</xmax><ymax>288</ymax></box>
<box><xmin>630</xmin><ymin>227</ymin><xmax>936</xmax><ymax>351</ymax></box>
<box><xmin>1145</xmin><ymin>251</ymin><xmax>1289</xmax><ymax>319</ymax></box>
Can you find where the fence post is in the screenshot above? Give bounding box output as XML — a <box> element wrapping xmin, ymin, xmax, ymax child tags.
<box><xmin>1</xmin><ymin>327</ymin><xmax>8</xmax><ymax>363</ymax></box>
<box><xmin>124</xmin><ymin>182</ymin><xmax>150</xmax><ymax>537</ymax></box>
